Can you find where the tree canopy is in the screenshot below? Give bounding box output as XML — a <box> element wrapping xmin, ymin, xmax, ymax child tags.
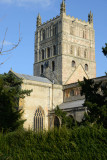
<box><xmin>79</xmin><ymin>77</ymin><xmax>107</xmax><ymax>128</ymax></box>
<box><xmin>79</xmin><ymin>43</ymin><xmax>107</xmax><ymax>128</ymax></box>
<box><xmin>0</xmin><ymin>72</ymin><xmax>32</xmax><ymax>132</ymax></box>
<box><xmin>102</xmin><ymin>43</ymin><xmax>107</xmax><ymax>57</ymax></box>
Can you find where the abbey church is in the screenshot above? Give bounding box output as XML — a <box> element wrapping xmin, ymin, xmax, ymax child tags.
<box><xmin>11</xmin><ymin>0</ymin><xmax>106</xmax><ymax>131</ymax></box>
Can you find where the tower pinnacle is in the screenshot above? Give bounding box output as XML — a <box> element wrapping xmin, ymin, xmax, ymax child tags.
<box><xmin>60</xmin><ymin>0</ymin><xmax>66</xmax><ymax>14</ymax></box>
<box><xmin>88</xmin><ymin>11</ymin><xmax>93</xmax><ymax>24</ymax></box>
<box><xmin>37</xmin><ymin>13</ymin><xmax>42</xmax><ymax>27</ymax></box>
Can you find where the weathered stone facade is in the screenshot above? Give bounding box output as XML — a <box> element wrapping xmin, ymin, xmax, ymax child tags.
<box><xmin>34</xmin><ymin>0</ymin><xmax>96</xmax><ymax>85</ymax></box>
<box><xmin>14</xmin><ymin>72</ymin><xmax>63</xmax><ymax>131</ymax></box>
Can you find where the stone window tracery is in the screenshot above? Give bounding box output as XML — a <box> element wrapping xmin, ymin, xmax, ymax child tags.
<box><xmin>34</xmin><ymin>107</ymin><xmax>44</xmax><ymax>132</ymax></box>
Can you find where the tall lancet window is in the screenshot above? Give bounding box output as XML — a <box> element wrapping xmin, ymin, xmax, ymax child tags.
<box><xmin>34</xmin><ymin>107</ymin><xmax>44</xmax><ymax>132</ymax></box>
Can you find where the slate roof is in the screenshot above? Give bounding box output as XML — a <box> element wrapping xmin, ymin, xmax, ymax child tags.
<box><xmin>63</xmin><ymin>76</ymin><xmax>107</xmax><ymax>90</ymax></box>
<box><xmin>10</xmin><ymin>70</ymin><xmax>52</xmax><ymax>84</ymax></box>
<box><xmin>59</xmin><ymin>99</ymin><xmax>85</xmax><ymax>110</ymax></box>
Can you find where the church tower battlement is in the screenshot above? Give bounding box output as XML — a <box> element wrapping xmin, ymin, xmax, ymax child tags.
<box><xmin>34</xmin><ymin>0</ymin><xmax>96</xmax><ymax>84</ymax></box>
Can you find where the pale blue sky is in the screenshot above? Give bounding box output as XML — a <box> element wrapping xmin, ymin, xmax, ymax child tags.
<box><xmin>0</xmin><ymin>0</ymin><xmax>107</xmax><ymax>77</ymax></box>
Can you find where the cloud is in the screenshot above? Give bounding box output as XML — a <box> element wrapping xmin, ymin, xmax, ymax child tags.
<box><xmin>0</xmin><ymin>0</ymin><xmax>51</xmax><ymax>7</ymax></box>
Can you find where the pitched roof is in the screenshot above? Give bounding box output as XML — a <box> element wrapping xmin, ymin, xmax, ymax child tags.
<box><xmin>59</xmin><ymin>99</ymin><xmax>85</xmax><ymax>110</ymax></box>
<box><xmin>10</xmin><ymin>70</ymin><xmax>52</xmax><ymax>84</ymax></box>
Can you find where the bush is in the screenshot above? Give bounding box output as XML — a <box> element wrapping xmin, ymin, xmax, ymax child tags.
<box><xmin>0</xmin><ymin>126</ymin><xmax>107</xmax><ymax>160</ymax></box>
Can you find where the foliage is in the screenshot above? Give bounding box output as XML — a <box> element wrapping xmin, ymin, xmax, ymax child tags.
<box><xmin>0</xmin><ymin>72</ymin><xmax>32</xmax><ymax>132</ymax></box>
<box><xmin>79</xmin><ymin>77</ymin><xmax>107</xmax><ymax>128</ymax></box>
<box><xmin>102</xmin><ymin>43</ymin><xmax>107</xmax><ymax>57</ymax></box>
<box><xmin>55</xmin><ymin>106</ymin><xmax>77</xmax><ymax>128</ymax></box>
<box><xmin>0</xmin><ymin>126</ymin><xmax>107</xmax><ymax>160</ymax></box>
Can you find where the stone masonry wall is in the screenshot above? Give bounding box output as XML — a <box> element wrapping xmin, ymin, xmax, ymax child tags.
<box><xmin>19</xmin><ymin>80</ymin><xmax>63</xmax><ymax>130</ymax></box>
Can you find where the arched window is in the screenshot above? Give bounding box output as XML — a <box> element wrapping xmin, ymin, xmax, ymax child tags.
<box><xmin>42</xmin><ymin>49</ymin><xmax>44</xmax><ymax>60</ymax></box>
<box><xmin>85</xmin><ymin>64</ymin><xmax>88</xmax><ymax>71</ymax></box>
<box><xmin>47</xmin><ymin>47</ymin><xmax>50</xmax><ymax>58</ymax></box>
<box><xmin>34</xmin><ymin>107</ymin><xmax>44</xmax><ymax>132</ymax></box>
<box><xmin>72</xmin><ymin>60</ymin><xmax>76</xmax><ymax>68</ymax></box>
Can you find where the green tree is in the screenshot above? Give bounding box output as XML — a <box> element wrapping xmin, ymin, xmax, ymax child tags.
<box><xmin>79</xmin><ymin>77</ymin><xmax>107</xmax><ymax>128</ymax></box>
<box><xmin>79</xmin><ymin>44</ymin><xmax>107</xmax><ymax>128</ymax></box>
<box><xmin>102</xmin><ymin>43</ymin><xmax>107</xmax><ymax>57</ymax></box>
<box><xmin>0</xmin><ymin>72</ymin><xmax>32</xmax><ymax>132</ymax></box>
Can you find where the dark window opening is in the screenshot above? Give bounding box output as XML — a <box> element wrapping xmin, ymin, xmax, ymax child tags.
<box><xmin>85</xmin><ymin>64</ymin><xmax>88</xmax><ymax>71</ymax></box>
<box><xmin>72</xmin><ymin>60</ymin><xmax>76</xmax><ymax>68</ymax></box>
<box><xmin>47</xmin><ymin>47</ymin><xmax>50</xmax><ymax>58</ymax></box>
<box><xmin>41</xmin><ymin>65</ymin><xmax>43</xmax><ymax>74</ymax></box>
<box><xmin>43</xmin><ymin>30</ymin><xmax>45</xmax><ymax>40</ymax></box>
<box><xmin>53</xmin><ymin>45</ymin><xmax>56</xmax><ymax>55</ymax></box>
<box><xmin>42</xmin><ymin>50</ymin><xmax>44</xmax><ymax>60</ymax></box>
<box><xmin>52</xmin><ymin>61</ymin><xmax>55</xmax><ymax>71</ymax></box>
<box><xmin>53</xmin><ymin>25</ymin><xmax>57</xmax><ymax>36</ymax></box>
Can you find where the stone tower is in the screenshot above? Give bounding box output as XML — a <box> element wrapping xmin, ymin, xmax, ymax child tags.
<box><xmin>34</xmin><ymin>0</ymin><xmax>96</xmax><ymax>84</ymax></box>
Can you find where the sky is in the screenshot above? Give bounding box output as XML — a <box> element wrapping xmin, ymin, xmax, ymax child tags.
<box><xmin>0</xmin><ymin>0</ymin><xmax>107</xmax><ymax>77</ymax></box>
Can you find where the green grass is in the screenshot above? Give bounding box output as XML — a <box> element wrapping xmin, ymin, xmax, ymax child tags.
<box><xmin>0</xmin><ymin>126</ymin><xmax>107</xmax><ymax>160</ymax></box>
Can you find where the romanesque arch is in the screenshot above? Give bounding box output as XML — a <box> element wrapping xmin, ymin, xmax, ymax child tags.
<box><xmin>34</xmin><ymin>106</ymin><xmax>45</xmax><ymax>132</ymax></box>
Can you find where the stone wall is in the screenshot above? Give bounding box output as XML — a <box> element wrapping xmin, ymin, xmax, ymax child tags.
<box><xmin>61</xmin><ymin>14</ymin><xmax>96</xmax><ymax>84</ymax></box>
<box><xmin>19</xmin><ymin>79</ymin><xmax>63</xmax><ymax>130</ymax></box>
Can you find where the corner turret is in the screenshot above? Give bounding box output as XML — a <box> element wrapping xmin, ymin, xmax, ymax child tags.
<box><xmin>37</xmin><ymin>13</ymin><xmax>42</xmax><ymax>27</ymax></box>
<box><xmin>88</xmin><ymin>11</ymin><xmax>93</xmax><ymax>24</ymax></box>
<box><xmin>60</xmin><ymin>0</ymin><xmax>66</xmax><ymax>15</ymax></box>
